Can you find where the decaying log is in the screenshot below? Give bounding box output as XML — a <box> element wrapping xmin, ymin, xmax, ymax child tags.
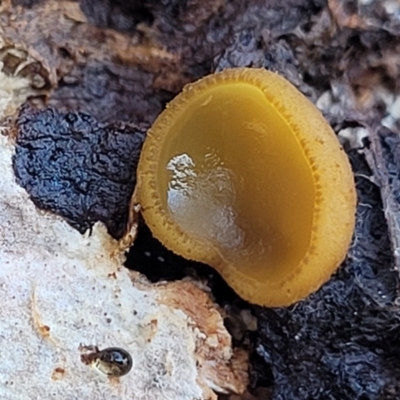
<box><xmin>365</xmin><ymin>126</ymin><xmax>400</xmax><ymax>273</ymax></box>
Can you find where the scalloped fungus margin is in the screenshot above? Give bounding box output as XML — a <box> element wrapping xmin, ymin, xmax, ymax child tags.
<box><xmin>136</xmin><ymin>68</ymin><xmax>356</xmax><ymax>307</ymax></box>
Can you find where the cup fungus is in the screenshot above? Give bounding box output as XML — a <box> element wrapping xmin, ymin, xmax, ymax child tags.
<box><xmin>136</xmin><ymin>68</ymin><xmax>356</xmax><ymax>307</ymax></box>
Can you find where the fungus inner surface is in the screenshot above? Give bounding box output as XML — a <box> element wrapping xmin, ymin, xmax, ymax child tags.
<box><xmin>157</xmin><ymin>83</ymin><xmax>315</xmax><ymax>281</ymax></box>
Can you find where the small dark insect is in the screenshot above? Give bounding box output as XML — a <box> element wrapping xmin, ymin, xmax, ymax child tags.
<box><xmin>79</xmin><ymin>345</ymin><xmax>133</xmax><ymax>377</ymax></box>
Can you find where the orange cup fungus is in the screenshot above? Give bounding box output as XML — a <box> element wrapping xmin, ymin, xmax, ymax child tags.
<box><xmin>135</xmin><ymin>68</ymin><xmax>356</xmax><ymax>307</ymax></box>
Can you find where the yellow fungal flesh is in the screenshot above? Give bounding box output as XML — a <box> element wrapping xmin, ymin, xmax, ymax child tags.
<box><xmin>136</xmin><ymin>68</ymin><xmax>356</xmax><ymax>307</ymax></box>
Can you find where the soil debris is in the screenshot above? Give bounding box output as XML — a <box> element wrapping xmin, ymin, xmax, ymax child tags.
<box><xmin>13</xmin><ymin>105</ymin><xmax>146</xmax><ymax>238</ymax></box>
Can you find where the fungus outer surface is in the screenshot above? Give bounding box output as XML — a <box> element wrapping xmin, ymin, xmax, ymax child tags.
<box><xmin>136</xmin><ymin>68</ymin><xmax>356</xmax><ymax>307</ymax></box>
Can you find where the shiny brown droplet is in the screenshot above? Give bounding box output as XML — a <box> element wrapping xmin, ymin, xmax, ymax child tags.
<box><xmin>80</xmin><ymin>345</ymin><xmax>133</xmax><ymax>377</ymax></box>
<box><xmin>94</xmin><ymin>347</ymin><xmax>133</xmax><ymax>377</ymax></box>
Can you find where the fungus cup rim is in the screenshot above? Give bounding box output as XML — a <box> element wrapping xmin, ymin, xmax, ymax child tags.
<box><xmin>136</xmin><ymin>68</ymin><xmax>356</xmax><ymax>307</ymax></box>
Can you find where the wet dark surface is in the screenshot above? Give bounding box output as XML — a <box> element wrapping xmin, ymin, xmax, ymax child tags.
<box><xmin>13</xmin><ymin>106</ymin><xmax>146</xmax><ymax>238</ymax></box>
